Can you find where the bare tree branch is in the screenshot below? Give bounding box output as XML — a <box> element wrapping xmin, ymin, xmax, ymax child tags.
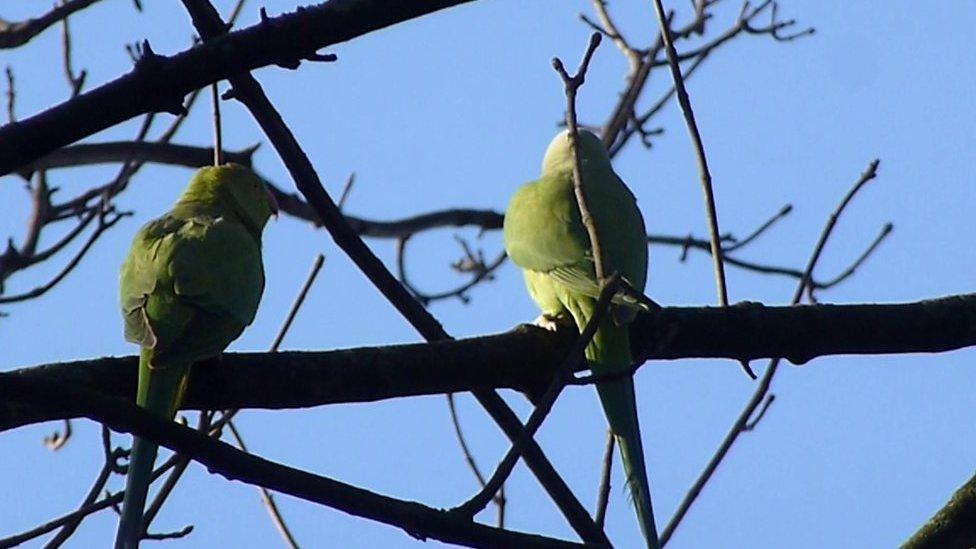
<box><xmin>903</xmin><ymin>470</ymin><xmax>976</xmax><ymax>549</ymax></box>
<box><xmin>5</xmin><ymin>291</ymin><xmax>976</xmax><ymax>434</ymax></box>
<box><xmin>18</xmin><ymin>141</ymin><xmax>258</xmax><ymax>177</ymax></box>
<box><xmin>180</xmin><ymin>1</ymin><xmax>608</xmax><ymax>543</ymax></box>
<box><xmin>660</xmin><ymin>159</ymin><xmax>882</xmax><ymax>545</ymax></box>
<box><xmin>0</xmin><ymin>0</ymin><xmax>480</xmax><ymax>176</ymax></box>
<box><xmin>0</xmin><ymin>0</ymin><xmax>104</xmax><ymax>49</ymax></box>
<box><xmin>0</xmin><ymin>374</ymin><xmax>593</xmax><ymax>549</ymax></box>
<box><xmin>651</xmin><ymin>0</ymin><xmax>730</xmax><ymax>311</ymax></box>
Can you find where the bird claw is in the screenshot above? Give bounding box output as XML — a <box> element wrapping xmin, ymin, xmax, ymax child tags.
<box><xmin>534</xmin><ymin>313</ymin><xmax>570</xmax><ymax>332</ymax></box>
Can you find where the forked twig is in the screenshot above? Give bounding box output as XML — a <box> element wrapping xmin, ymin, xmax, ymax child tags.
<box><xmin>660</xmin><ymin>159</ymin><xmax>881</xmax><ymax>545</ymax></box>
<box><xmin>453</xmin><ymin>273</ymin><xmax>623</xmax><ymax>518</ymax></box>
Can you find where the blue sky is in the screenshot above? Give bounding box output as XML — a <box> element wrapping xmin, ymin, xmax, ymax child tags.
<box><xmin>2</xmin><ymin>1</ymin><xmax>975</xmax><ymax>547</ymax></box>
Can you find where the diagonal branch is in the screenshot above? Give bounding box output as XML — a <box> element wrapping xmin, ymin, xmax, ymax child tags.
<box><xmin>0</xmin><ymin>374</ymin><xmax>591</xmax><ymax>549</ymax></box>
<box><xmin>0</xmin><ymin>0</ymin><xmax>479</xmax><ymax>176</ymax></box>
<box><xmin>659</xmin><ymin>159</ymin><xmax>882</xmax><ymax>545</ymax></box>
<box><xmin>454</xmin><ymin>274</ymin><xmax>622</xmax><ymax>518</ymax></box>
<box><xmin>179</xmin><ymin>0</ymin><xmax>607</xmax><ymax>543</ymax></box>
<box><xmin>0</xmin><ymin>0</ymin><xmax>104</xmax><ymax>49</ymax></box>
<box><xmin>651</xmin><ymin>0</ymin><xmax>729</xmax><ymax>310</ymax></box>
<box><xmin>902</xmin><ymin>469</ymin><xmax>976</xmax><ymax>549</ymax></box>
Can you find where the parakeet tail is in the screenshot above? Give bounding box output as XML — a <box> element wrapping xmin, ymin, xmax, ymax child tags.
<box><xmin>114</xmin><ymin>349</ymin><xmax>190</xmax><ymax>549</ymax></box>
<box><xmin>586</xmin><ymin>315</ymin><xmax>660</xmax><ymax>549</ymax></box>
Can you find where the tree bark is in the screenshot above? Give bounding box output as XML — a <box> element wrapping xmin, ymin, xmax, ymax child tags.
<box><xmin>902</xmin><ymin>471</ymin><xmax>976</xmax><ymax>549</ymax></box>
<box><xmin>0</xmin><ymin>0</ymin><xmax>477</xmax><ymax>176</ymax></box>
<box><xmin>4</xmin><ymin>293</ymin><xmax>975</xmax><ymax>433</ymax></box>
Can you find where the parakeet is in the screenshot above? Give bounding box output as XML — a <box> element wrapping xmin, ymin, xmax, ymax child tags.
<box><xmin>503</xmin><ymin>130</ymin><xmax>657</xmax><ymax>547</ymax></box>
<box><xmin>115</xmin><ymin>164</ymin><xmax>277</xmax><ymax>549</ymax></box>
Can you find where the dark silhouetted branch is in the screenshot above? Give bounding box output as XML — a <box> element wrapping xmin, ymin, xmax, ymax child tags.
<box><xmin>660</xmin><ymin>159</ymin><xmax>882</xmax><ymax>545</ymax></box>
<box><xmin>180</xmin><ymin>1</ymin><xmax>606</xmax><ymax>543</ymax></box>
<box><xmin>0</xmin><ymin>0</ymin><xmax>104</xmax><ymax>49</ymax></box>
<box><xmin>0</xmin><ymin>374</ymin><xmax>592</xmax><ymax>549</ymax></box>
<box><xmin>0</xmin><ymin>0</ymin><xmax>479</xmax><ymax>176</ymax></box>
<box><xmin>5</xmin><ymin>291</ymin><xmax>976</xmax><ymax>433</ymax></box>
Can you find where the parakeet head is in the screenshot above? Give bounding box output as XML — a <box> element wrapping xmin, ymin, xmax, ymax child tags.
<box><xmin>541</xmin><ymin>129</ymin><xmax>610</xmax><ymax>176</ymax></box>
<box><xmin>181</xmin><ymin>164</ymin><xmax>278</xmax><ymax>234</ymax></box>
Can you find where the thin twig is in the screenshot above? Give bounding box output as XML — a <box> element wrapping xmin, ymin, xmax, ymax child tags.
<box><xmin>741</xmin><ymin>394</ymin><xmax>774</xmax><ymax>431</ymax></box>
<box><xmin>43</xmin><ymin>419</ymin><xmax>73</xmax><ymax>451</ymax></box>
<box><xmin>650</xmin><ymin>0</ymin><xmax>729</xmax><ymax>309</ymax></box>
<box><xmin>336</xmin><ymin>172</ymin><xmax>355</xmax><ymax>211</ymax></box>
<box><xmin>0</xmin><ymin>455</ymin><xmax>180</xmax><ymax>547</ymax></box>
<box><xmin>809</xmin><ymin>222</ymin><xmax>893</xmax><ymax>302</ymax></box>
<box><xmin>3</xmin><ymin>374</ymin><xmax>592</xmax><ymax>549</ymax></box>
<box><xmin>142</xmin><ymin>525</ymin><xmax>193</xmax><ymax>541</ymax></box>
<box><xmin>0</xmin><ymin>204</ymin><xmax>130</xmax><ymax>304</ymax></box>
<box><xmin>445</xmin><ymin>393</ymin><xmax>507</xmax><ymax>519</ymax></box>
<box><xmin>659</xmin><ymin>159</ymin><xmax>881</xmax><ymax>546</ymax></box>
<box><xmin>0</xmin><ymin>0</ymin><xmax>104</xmax><ymax>49</ymax></box>
<box><xmin>219</xmin><ymin>253</ymin><xmax>323</xmax><ymax>547</ymax></box>
<box><xmin>722</xmin><ymin>204</ymin><xmax>792</xmax><ymax>252</ymax></box>
<box><xmin>270</xmin><ymin>254</ymin><xmax>325</xmax><ymax>352</ymax></box>
<box><xmin>4</xmin><ymin>66</ymin><xmax>14</xmax><ymax>122</ymax></box>
<box><xmin>135</xmin><ymin>249</ymin><xmax>322</xmax><ymax>544</ymax></box>
<box><xmin>611</xmin><ymin>53</ymin><xmax>709</xmax><ymax>156</ymax></box>
<box><xmin>587</xmin><ymin>1</ymin><xmax>640</xmax><ymax>71</ymax></box>
<box><xmin>552</xmin><ymin>32</ymin><xmax>607</xmax><ymax>281</ymax></box>
<box><xmin>43</xmin><ymin>457</ymin><xmax>113</xmax><ymax>547</ymax></box>
<box><xmin>226</xmin><ymin>421</ymin><xmax>300</xmax><ymax>549</ymax></box>
<box><xmin>211</xmin><ymin>83</ymin><xmax>223</xmax><ymax>165</ymax></box>
<box><xmin>139</xmin><ymin>415</ymin><xmax>211</xmax><ymax>539</ymax></box>
<box><xmin>396</xmin><ymin>234</ymin><xmax>505</xmax><ymax>305</ymax></box>
<box><xmin>59</xmin><ymin>2</ymin><xmax>86</xmax><ymax>97</ymax></box>
<box><xmin>180</xmin><ymin>3</ymin><xmax>610</xmax><ymax>542</ymax></box>
<box><xmin>593</xmin><ymin>432</ymin><xmax>614</xmax><ymax>528</ymax></box>
<box><xmin>453</xmin><ymin>274</ymin><xmax>623</xmax><ymax>518</ymax></box>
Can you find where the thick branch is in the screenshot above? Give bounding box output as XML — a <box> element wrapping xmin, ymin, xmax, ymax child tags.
<box><xmin>0</xmin><ymin>374</ymin><xmax>589</xmax><ymax>549</ymax></box>
<box><xmin>5</xmin><ymin>293</ymin><xmax>976</xmax><ymax>433</ymax></box>
<box><xmin>178</xmin><ymin>1</ymin><xmax>607</xmax><ymax>543</ymax></box>
<box><xmin>903</xmin><ymin>470</ymin><xmax>976</xmax><ymax>549</ymax></box>
<box><xmin>0</xmin><ymin>0</ymin><xmax>476</xmax><ymax>176</ymax></box>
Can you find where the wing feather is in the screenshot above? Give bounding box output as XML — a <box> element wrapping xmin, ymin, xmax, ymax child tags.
<box><xmin>119</xmin><ymin>213</ymin><xmax>264</xmax><ymax>367</ymax></box>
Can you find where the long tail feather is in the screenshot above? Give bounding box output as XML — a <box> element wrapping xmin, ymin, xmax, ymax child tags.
<box><xmin>596</xmin><ymin>377</ymin><xmax>658</xmax><ymax>548</ymax></box>
<box><xmin>114</xmin><ymin>349</ymin><xmax>189</xmax><ymax>549</ymax></box>
<box><xmin>582</xmin><ymin>306</ymin><xmax>659</xmax><ymax>549</ymax></box>
<box><xmin>116</xmin><ymin>432</ymin><xmax>158</xmax><ymax>549</ymax></box>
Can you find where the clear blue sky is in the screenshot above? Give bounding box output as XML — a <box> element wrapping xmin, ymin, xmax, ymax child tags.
<box><xmin>2</xmin><ymin>1</ymin><xmax>975</xmax><ymax>547</ymax></box>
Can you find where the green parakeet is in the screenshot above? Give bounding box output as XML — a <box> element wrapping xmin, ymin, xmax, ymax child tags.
<box><xmin>115</xmin><ymin>164</ymin><xmax>277</xmax><ymax>549</ymax></box>
<box><xmin>503</xmin><ymin>130</ymin><xmax>657</xmax><ymax>547</ymax></box>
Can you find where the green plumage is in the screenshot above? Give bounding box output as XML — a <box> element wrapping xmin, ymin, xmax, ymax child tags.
<box><xmin>504</xmin><ymin>130</ymin><xmax>658</xmax><ymax>547</ymax></box>
<box><xmin>115</xmin><ymin>164</ymin><xmax>276</xmax><ymax>549</ymax></box>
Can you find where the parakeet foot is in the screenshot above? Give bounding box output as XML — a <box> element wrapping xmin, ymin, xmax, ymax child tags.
<box><xmin>534</xmin><ymin>313</ymin><xmax>572</xmax><ymax>332</ymax></box>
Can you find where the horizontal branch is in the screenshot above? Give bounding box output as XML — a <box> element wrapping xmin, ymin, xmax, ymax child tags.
<box><xmin>4</xmin><ymin>292</ymin><xmax>975</xmax><ymax>433</ymax></box>
<box><xmin>0</xmin><ymin>374</ymin><xmax>590</xmax><ymax>549</ymax></box>
<box><xmin>17</xmin><ymin>141</ymin><xmax>259</xmax><ymax>178</ymax></box>
<box><xmin>0</xmin><ymin>0</ymin><xmax>476</xmax><ymax>176</ymax></box>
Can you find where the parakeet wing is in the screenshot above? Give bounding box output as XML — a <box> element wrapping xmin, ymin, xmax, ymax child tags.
<box><xmin>120</xmin><ymin>213</ymin><xmax>264</xmax><ymax>366</ymax></box>
<box><xmin>504</xmin><ymin>171</ymin><xmax>648</xmax><ymax>303</ymax></box>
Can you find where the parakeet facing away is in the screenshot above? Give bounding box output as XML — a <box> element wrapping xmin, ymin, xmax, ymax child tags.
<box><xmin>503</xmin><ymin>130</ymin><xmax>657</xmax><ymax>547</ymax></box>
<box><xmin>115</xmin><ymin>164</ymin><xmax>277</xmax><ymax>549</ymax></box>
